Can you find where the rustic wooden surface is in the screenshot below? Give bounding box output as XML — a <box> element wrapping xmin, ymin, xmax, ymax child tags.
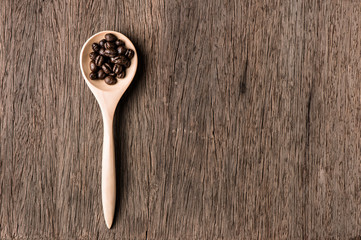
<box><xmin>1</xmin><ymin>0</ymin><xmax>361</xmax><ymax>239</ymax></box>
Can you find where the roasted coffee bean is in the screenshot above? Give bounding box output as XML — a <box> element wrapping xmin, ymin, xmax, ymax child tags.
<box><xmin>97</xmin><ymin>69</ymin><xmax>106</xmax><ymax>79</ymax></box>
<box><xmin>111</xmin><ymin>55</ymin><xmax>129</xmax><ymax>67</ymax></box>
<box><xmin>104</xmin><ymin>41</ymin><xmax>117</xmax><ymax>49</ymax></box>
<box><xmin>95</xmin><ymin>55</ymin><xmax>105</xmax><ymax>66</ymax></box>
<box><xmin>90</xmin><ymin>61</ymin><xmax>98</xmax><ymax>72</ymax></box>
<box><xmin>102</xmin><ymin>63</ymin><xmax>113</xmax><ymax>74</ymax></box>
<box><xmin>110</xmin><ymin>56</ymin><xmax>121</xmax><ymax>63</ymax></box>
<box><xmin>117</xmin><ymin>45</ymin><xmax>127</xmax><ymax>55</ymax></box>
<box><xmin>105</xmin><ymin>33</ymin><xmax>117</xmax><ymax>42</ymax></box>
<box><xmin>113</xmin><ymin>64</ymin><xmax>123</xmax><ymax>75</ymax></box>
<box><xmin>104</xmin><ymin>48</ymin><xmax>117</xmax><ymax>57</ymax></box>
<box><xmin>99</xmin><ymin>48</ymin><xmax>105</xmax><ymax>56</ymax></box>
<box><xmin>123</xmin><ymin>59</ymin><xmax>131</xmax><ymax>68</ymax></box>
<box><xmin>109</xmin><ymin>72</ymin><xmax>116</xmax><ymax>77</ymax></box>
<box><xmin>117</xmin><ymin>71</ymin><xmax>126</xmax><ymax>78</ymax></box>
<box><xmin>89</xmin><ymin>52</ymin><xmax>98</xmax><ymax>60</ymax></box>
<box><xmin>104</xmin><ymin>76</ymin><xmax>117</xmax><ymax>85</ymax></box>
<box><xmin>125</xmin><ymin>49</ymin><xmax>134</xmax><ymax>59</ymax></box>
<box><xmin>105</xmin><ymin>57</ymin><xmax>113</xmax><ymax>64</ymax></box>
<box><xmin>115</xmin><ymin>39</ymin><xmax>125</xmax><ymax>46</ymax></box>
<box><xmin>99</xmin><ymin>39</ymin><xmax>106</xmax><ymax>47</ymax></box>
<box><xmin>92</xmin><ymin>43</ymin><xmax>100</xmax><ymax>52</ymax></box>
<box><xmin>89</xmin><ymin>72</ymin><xmax>97</xmax><ymax>80</ymax></box>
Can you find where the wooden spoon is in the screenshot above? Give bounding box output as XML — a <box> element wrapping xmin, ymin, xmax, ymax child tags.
<box><xmin>79</xmin><ymin>31</ymin><xmax>138</xmax><ymax>229</ymax></box>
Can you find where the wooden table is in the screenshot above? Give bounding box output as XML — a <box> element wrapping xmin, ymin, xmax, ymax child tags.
<box><xmin>1</xmin><ymin>1</ymin><xmax>360</xmax><ymax>239</ymax></box>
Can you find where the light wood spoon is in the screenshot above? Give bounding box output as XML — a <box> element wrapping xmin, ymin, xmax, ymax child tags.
<box><xmin>79</xmin><ymin>31</ymin><xmax>138</xmax><ymax>229</ymax></box>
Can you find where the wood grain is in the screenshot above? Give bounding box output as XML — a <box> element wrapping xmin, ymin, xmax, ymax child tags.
<box><xmin>1</xmin><ymin>0</ymin><xmax>360</xmax><ymax>239</ymax></box>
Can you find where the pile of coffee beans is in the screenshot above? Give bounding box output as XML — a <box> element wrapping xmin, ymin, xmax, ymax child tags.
<box><xmin>88</xmin><ymin>33</ymin><xmax>134</xmax><ymax>85</ymax></box>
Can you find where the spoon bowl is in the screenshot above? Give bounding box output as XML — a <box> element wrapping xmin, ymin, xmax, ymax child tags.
<box><xmin>80</xmin><ymin>31</ymin><xmax>138</xmax><ymax>92</ymax></box>
<box><xmin>80</xmin><ymin>30</ymin><xmax>138</xmax><ymax>229</ymax></box>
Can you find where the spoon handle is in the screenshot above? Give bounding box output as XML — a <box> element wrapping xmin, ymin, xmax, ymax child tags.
<box><xmin>101</xmin><ymin>113</ymin><xmax>116</xmax><ymax>229</ymax></box>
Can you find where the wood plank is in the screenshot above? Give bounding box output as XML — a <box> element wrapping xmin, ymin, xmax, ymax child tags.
<box><xmin>0</xmin><ymin>0</ymin><xmax>360</xmax><ymax>239</ymax></box>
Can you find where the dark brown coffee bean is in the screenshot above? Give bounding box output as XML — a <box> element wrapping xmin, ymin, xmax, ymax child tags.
<box><xmin>109</xmin><ymin>72</ymin><xmax>116</xmax><ymax>77</ymax></box>
<box><xmin>95</xmin><ymin>55</ymin><xmax>105</xmax><ymax>66</ymax></box>
<box><xmin>99</xmin><ymin>39</ymin><xmax>106</xmax><ymax>47</ymax></box>
<box><xmin>110</xmin><ymin>56</ymin><xmax>121</xmax><ymax>63</ymax></box>
<box><xmin>104</xmin><ymin>76</ymin><xmax>117</xmax><ymax>85</ymax></box>
<box><xmin>104</xmin><ymin>41</ymin><xmax>117</xmax><ymax>49</ymax></box>
<box><xmin>89</xmin><ymin>72</ymin><xmax>97</xmax><ymax>80</ymax></box>
<box><xmin>117</xmin><ymin>71</ymin><xmax>126</xmax><ymax>78</ymax></box>
<box><xmin>115</xmin><ymin>39</ymin><xmax>125</xmax><ymax>46</ymax></box>
<box><xmin>113</xmin><ymin>64</ymin><xmax>123</xmax><ymax>75</ymax></box>
<box><xmin>104</xmin><ymin>48</ymin><xmax>117</xmax><ymax>57</ymax></box>
<box><xmin>107</xmin><ymin>57</ymin><xmax>114</xmax><ymax>63</ymax></box>
<box><xmin>90</xmin><ymin>61</ymin><xmax>98</xmax><ymax>72</ymax></box>
<box><xmin>99</xmin><ymin>48</ymin><xmax>105</xmax><ymax>56</ymax></box>
<box><xmin>110</xmin><ymin>55</ymin><xmax>129</xmax><ymax>66</ymax></box>
<box><xmin>125</xmin><ymin>49</ymin><xmax>134</xmax><ymax>59</ymax></box>
<box><xmin>117</xmin><ymin>46</ymin><xmax>127</xmax><ymax>55</ymax></box>
<box><xmin>123</xmin><ymin>59</ymin><xmax>131</xmax><ymax>68</ymax></box>
<box><xmin>92</xmin><ymin>43</ymin><xmax>100</xmax><ymax>52</ymax></box>
<box><xmin>102</xmin><ymin>63</ymin><xmax>113</xmax><ymax>74</ymax></box>
<box><xmin>105</xmin><ymin>33</ymin><xmax>117</xmax><ymax>42</ymax></box>
<box><xmin>89</xmin><ymin>52</ymin><xmax>98</xmax><ymax>60</ymax></box>
<box><xmin>97</xmin><ymin>69</ymin><xmax>106</xmax><ymax>79</ymax></box>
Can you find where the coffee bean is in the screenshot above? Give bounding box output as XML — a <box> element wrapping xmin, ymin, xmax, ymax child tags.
<box><xmin>89</xmin><ymin>72</ymin><xmax>97</xmax><ymax>80</ymax></box>
<box><xmin>99</xmin><ymin>39</ymin><xmax>106</xmax><ymax>47</ymax></box>
<box><xmin>106</xmin><ymin>57</ymin><xmax>113</xmax><ymax>64</ymax></box>
<box><xmin>89</xmin><ymin>52</ymin><xmax>98</xmax><ymax>60</ymax></box>
<box><xmin>99</xmin><ymin>48</ymin><xmax>105</xmax><ymax>56</ymax></box>
<box><xmin>105</xmin><ymin>76</ymin><xmax>117</xmax><ymax>85</ymax></box>
<box><xmin>104</xmin><ymin>41</ymin><xmax>117</xmax><ymax>49</ymax></box>
<box><xmin>111</xmin><ymin>55</ymin><xmax>129</xmax><ymax>67</ymax></box>
<box><xmin>115</xmin><ymin>39</ymin><xmax>125</xmax><ymax>46</ymax></box>
<box><xmin>92</xmin><ymin>43</ymin><xmax>100</xmax><ymax>52</ymax></box>
<box><xmin>123</xmin><ymin>59</ymin><xmax>131</xmax><ymax>68</ymax></box>
<box><xmin>117</xmin><ymin>71</ymin><xmax>126</xmax><ymax>78</ymax></box>
<box><xmin>97</xmin><ymin>69</ymin><xmax>106</xmax><ymax>79</ymax></box>
<box><xmin>90</xmin><ymin>61</ymin><xmax>98</xmax><ymax>72</ymax></box>
<box><xmin>125</xmin><ymin>49</ymin><xmax>134</xmax><ymax>59</ymax></box>
<box><xmin>110</xmin><ymin>56</ymin><xmax>120</xmax><ymax>63</ymax></box>
<box><xmin>113</xmin><ymin>64</ymin><xmax>123</xmax><ymax>75</ymax></box>
<box><xmin>117</xmin><ymin>45</ymin><xmax>127</xmax><ymax>55</ymax></box>
<box><xmin>105</xmin><ymin>33</ymin><xmax>117</xmax><ymax>42</ymax></box>
<box><xmin>118</xmin><ymin>40</ymin><xmax>126</xmax><ymax>47</ymax></box>
<box><xmin>102</xmin><ymin>63</ymin><xmax>113</xmax><ymax>74</ymax></box>
<box><xmin>104</xmin><ymin>48</ymin><xmax>117</xmax><ymax>57</ymax></box>
<box><xmin>95</xmin><ymin>55</ymin><xmax>105</xmax><ymax>66</ymax></box>
<box><xmin>109</xmin><ymin>72</ymin><xmax>116</xmax><ymax>77</ymax></box>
